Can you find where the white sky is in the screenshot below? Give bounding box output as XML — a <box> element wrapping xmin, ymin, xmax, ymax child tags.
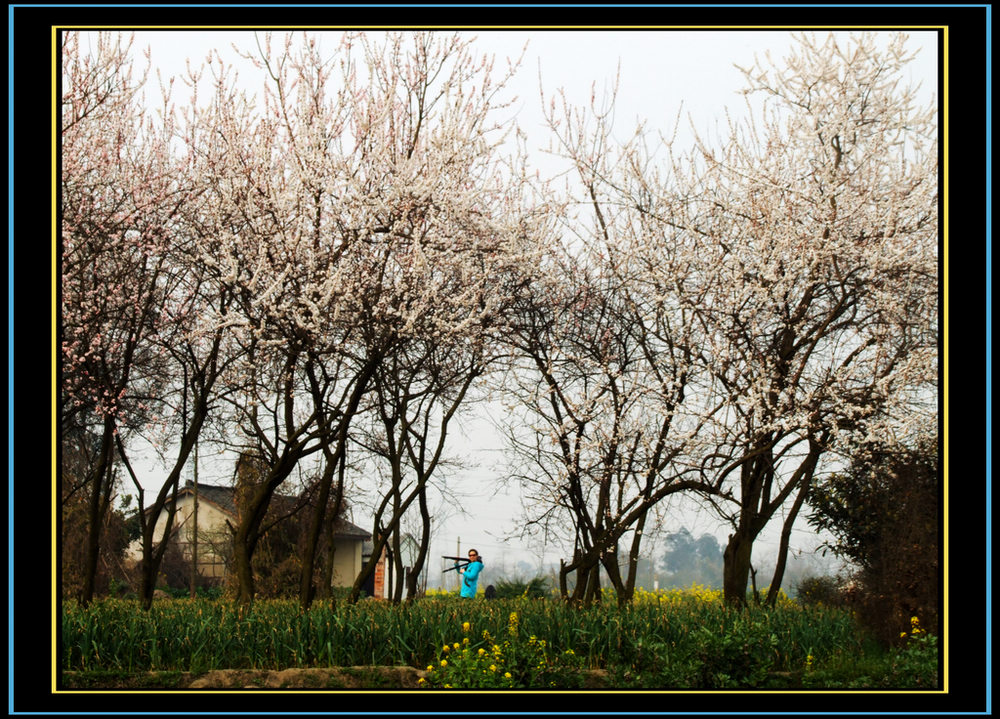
<box><xmin>110</xmin><ymin>28</ymin><xmax>937</xmax><ymax>582</ymax></box>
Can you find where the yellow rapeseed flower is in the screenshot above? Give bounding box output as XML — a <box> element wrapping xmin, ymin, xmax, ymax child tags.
<box><xmin>507</xmin><ymin>611</ymin><xmax>519</xmax><ymax>635</ymax></box>
<box><xmin>462</xmin><ymin>621</ymin><xmax>471</xmax><ymax>634</ymax></box>
<box><xmin>440</xmin><ymin>659</ymin><xmax>448</xmax><ymax>667</ymax></box>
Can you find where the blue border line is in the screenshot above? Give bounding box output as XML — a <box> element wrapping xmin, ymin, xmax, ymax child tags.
<box><xmin>4</xmin><ymin>716</ymin><xmax>990</xmax><ymax>718</ymax></box>
<box><xmin>11</xmin><ymin>3</ymin><xmax>991</xmax><ymax>716</ymax></box>
<box><xmin>984</xmin><ymin>4</ymin><xmax>993</xmax><ymax>717</ymax></box>
<box><xmin>8</xmin><ymin>4</ymin><xmax>16</xmax><ymax>717</ymax></box>
<box><xmin>3</xmin><ymin>3</ymin><xmax>997</xmax><ymax>8</ymax></box>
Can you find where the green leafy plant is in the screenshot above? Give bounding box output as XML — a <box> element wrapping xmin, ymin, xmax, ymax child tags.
<box><xmin>421</xmin><ymin>612</ymin><xmax>584</xmax><ymax>689</ymax></box>
<box><xmin>688</xmin><ymin>620</ymin><xmax>781</xmax><ymax>688</ymax></box>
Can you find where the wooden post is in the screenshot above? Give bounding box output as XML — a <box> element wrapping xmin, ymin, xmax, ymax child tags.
<box><xmin>189</xmin><ymin>440</ymin><xmax>199</xmax><ymax>599</ymax></box>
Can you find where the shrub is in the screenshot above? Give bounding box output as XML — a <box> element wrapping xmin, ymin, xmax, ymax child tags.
<box><xmin>886</xmin><ymin>618</ymin><xmax>938</xmax><ymax>688</ymax></box>
<box><xmin>492</xmin><ymin>577</ymin><xmax>550</xmax><ymax>600</ymax></box>
<box><xmin>687</xmin><ymin>620</ymin><xmax>781</xmax><ymax>688</ymax></box>
<box><xmin>808</xmin><ymin>438</ymin><xmax>939</xmax><ymax>645</ymax></box>
<box><xmin>801</xmin><ymin>617</ymin><xmax>938</xmax><ymax>689</ymax></box>
<box><xmin>608</xmin><ymin>638</ymin><xmax>701</xmax><ymax>688</ymax></box>
<box><xmin>795</xmin><ymin>575</ymin><xmax>847</xmax><ymax>607</ymax></box>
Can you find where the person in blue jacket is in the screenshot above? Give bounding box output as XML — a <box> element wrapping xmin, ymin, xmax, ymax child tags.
<box><xmin>457</xmin><ymin>549</ymin><xmax>483</xmax><ymax>598</ymax></box>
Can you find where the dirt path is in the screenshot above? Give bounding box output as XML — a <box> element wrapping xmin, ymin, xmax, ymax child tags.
<box><xmin>63</xmin><ymin>667</ymin><xmax>612</xmax><ymax>690</ymax></box>
<box><xmin>62</xmin><ymin>666</ymin><xmax>427</xmax><ymax>690</ymax></box>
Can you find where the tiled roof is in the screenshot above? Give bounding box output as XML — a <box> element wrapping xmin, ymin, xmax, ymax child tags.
<box><xmin>186</xmin><ymin>482</ymin><xmax>238</xmax><ymax>516</ymax></box>
<box><xmin>331</xmin><ymin>517</ymin><xmax>371</xmax><ymax>539</ymax></box>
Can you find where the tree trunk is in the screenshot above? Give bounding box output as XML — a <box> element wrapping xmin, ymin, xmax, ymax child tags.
<box><xmin>317</xmin><ymin>452</ymin><xmax>349</xmax><ymax>600</ymax></box>
<box><xmin>405</xmin><ymin>487</ymin><xmax>432</xmax><ymax>601</ymax></box>
<box><xmin>584</xmin><ymin>562</ymin><xmax>602</xmax><ymax>604</ymax></box>
<box><xmin>317</xmin><ymin>539</ymin><xmax>335</xmax><ymax>601</ymax></box>
<box><xmin>723</xmin><ymin>531</ymin><xmax>754</xmax><ymax>606</ymax></box>
<box><xmin>80</xmin><ymin>418</ymin><xmax>116</xmax><ymax>605</ymax></box>
<box><xmin>298</xmin><ymin>456</ymin><xmax>339</xmax><ymax>610</ymax></box>
<box><xmin>601</xmin><ymin>544</ymin><xmax>633</xmax><ymax>608</ymax></box>
<box><xmin>299</xmin><ymin>355</ymin><xmax>378</xmax><ymax>610</ymax></box>
<box><xmin>766</xmin><ymin>451</ymin><xmax>818</xmax><ymax>606</ymax></box>
<box><xmin>137</xmin><ymin>480</ymin><xmax>181</xmax><ymax>612</ymax></box>
<box><xmin>232</xmin><ymin>524</ymin><xmax>257</xmax><ymax>605</ymax></box>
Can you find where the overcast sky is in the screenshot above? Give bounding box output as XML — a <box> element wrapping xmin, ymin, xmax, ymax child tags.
<box><xmin>109</xmin><ymin>28</ymin><xmax>938</xmax><ymax>580</ymax></box>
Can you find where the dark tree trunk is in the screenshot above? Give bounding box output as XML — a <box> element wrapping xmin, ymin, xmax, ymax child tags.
<box><xmin>766</xmin><ymin>444</ymin><xmax>820</xmax><ymax>606</ymax></box>
<box><xmin>232</xmin><ymin>527</ymin><xmax>257</xmax><ymax>606</ymax></box>
<box><xmin>723</xmin><ymin>530</ymin><xmax>754</xmax><ymax>606</ymax></box>
<box><xmin>80</xmin><ymin>418</ymin><xmax>116</xmax><ymax>605</ymax></box>
<box><xmin>405</xmin><ymin>488</ymin><xmax>432</xmax><ymax>600</ymax></box>
<box><xmin>298</xmin><ymin>456</ymin><xmax>339</xmax><ymax>610</ymax></box>
<box><xmin>299</xmin><ymin>355</ymin><xmax>379</xmax><ymax>610</ymax></box>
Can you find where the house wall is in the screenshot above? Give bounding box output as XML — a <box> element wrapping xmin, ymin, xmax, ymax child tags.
<box><xmin>330</xmin><ymin>538</ymin><xmax>363</xmax><ymax>588</ymax></box>
<box><xmin>152</xmin><ymin>494</ymin><xmax>231</xmax><ymax>581</ymax></box>
<box><xmin>129</xmin><ymin>493</ymin><xmax>367</xmax><ymax>590</ymax></box>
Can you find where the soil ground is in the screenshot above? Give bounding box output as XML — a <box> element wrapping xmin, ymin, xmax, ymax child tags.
<box><xmin>61</xmin><ymin>667</ymin><xmax>613</xmax><ymax>690</ymax></box>
<box><xmin>62</xmin><ymin>667</ymin><xmax>426</xmax><ymax>690</ymax></box>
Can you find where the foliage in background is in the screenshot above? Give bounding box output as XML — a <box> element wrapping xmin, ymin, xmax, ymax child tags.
<box><xmin>793</xmin><ymin>574</ymin><xmax>851</xmax><ymax>608</ymax></box>
<box><xmin>491</xmin><ymin>577</ymin><xmax>550</xmax><ymax>600</ymax></box>
<box><xmin>659</xmin><ymin>530</ymin><xmax>724</xmax><ymax>589</ymax></box>
<box><xmin>808</xmin><ymin>437</ymin><xmax>939</xmax><ymax>644</ymax></box>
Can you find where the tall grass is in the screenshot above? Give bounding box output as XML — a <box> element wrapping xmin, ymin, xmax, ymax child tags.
<box><xmin>62</xmin><ymin>588</ymin><xmax>872</xmax><ymax>677</ymax></box>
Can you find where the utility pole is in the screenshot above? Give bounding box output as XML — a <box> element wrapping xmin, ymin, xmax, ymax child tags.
<box><xmin>189</xmin><ymin>439</ymin><xmax>199</xmax><ymax>599</ymax></box>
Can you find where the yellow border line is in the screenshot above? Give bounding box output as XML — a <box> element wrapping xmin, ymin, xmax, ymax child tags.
<box><xmin>51</xmin><ymin>24</ymin><xmax>949</xmax><ymax>698</ymax></box>
<box><xmin>940</xmin><ymin>23</ymin><xmax>949</xmax><ymax>697</ymax></box>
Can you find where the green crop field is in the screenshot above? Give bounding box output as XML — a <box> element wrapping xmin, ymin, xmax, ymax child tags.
<box><xmin>61</xmin><ymin>587</ymin><xmax>938</xmax><ymax>690</ymax></box>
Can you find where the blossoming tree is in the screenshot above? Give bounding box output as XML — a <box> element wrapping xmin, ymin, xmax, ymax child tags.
<box><xmin>61</xmin><ymin>32</ymin><xmax>192</xmax><ymax>604</ymax></box>
<box><xmin>670</xmin><ymin>32</ymin><xmax>938</xmax><ymax>604</ymax></box>
<box><xmin>179</xmin><ymin>31</ymin><xmax>539</xmax><ymax>606</ymax></box>
<box><xmin>499</xmin><ymin>82</ymin><xmax>725</xmax><ymax>605</ymax></box>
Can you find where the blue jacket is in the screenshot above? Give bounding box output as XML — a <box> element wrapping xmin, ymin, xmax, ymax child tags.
<box><xmin>459</xmin><ymin>560</ymin><xmax>483</xmax><ymax>598</ymax></box>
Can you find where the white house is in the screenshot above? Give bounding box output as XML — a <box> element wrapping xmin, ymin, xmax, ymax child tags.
<box><xmin>127</xmin><ymin>480</ymin><xmax>372</xmax><ymax>590</ymax></box>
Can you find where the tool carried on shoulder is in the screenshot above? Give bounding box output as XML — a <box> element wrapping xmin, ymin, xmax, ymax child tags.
<box><xmin>441</xmin><ymin>555</ymin><xmax>471</xmax><ymax>573</ymax></box>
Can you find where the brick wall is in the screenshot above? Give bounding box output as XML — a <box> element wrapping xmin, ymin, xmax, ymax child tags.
<box><xmin>373</xmin><ymin>551</ymin><xmax>386</xmax><ymax>598</ymax></box>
